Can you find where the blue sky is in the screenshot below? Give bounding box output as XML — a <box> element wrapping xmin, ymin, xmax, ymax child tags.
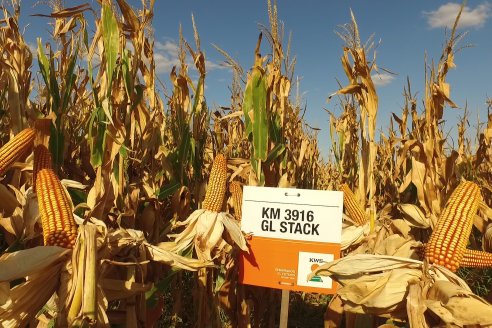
<box><xmin>20</xmin><ymin>1</ymin><xmax>492</xmax><ymax>157</ymax></box>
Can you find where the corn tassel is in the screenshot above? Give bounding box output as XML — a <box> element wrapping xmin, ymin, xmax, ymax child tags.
<box><xmin>229</xmin><ymin>181</ymin><xmax>243</xmax><ymax>221</ymax></box>
<box><xmin>36</xmin><ymin>168</ymin><xmax>78</xmax><ymax>248</ymax></box>
<box><xmin>33</xmin><ymin>145</ymin><xmax>52</xmax><ymax>192</ymax></box>
<box><xmin>202</xmin><ymin>154</ymin><xmax>227</xmax><ymax>212</ymax></box>
<box><xmin>425</xmin><ymin>181</ymin><xmax>482</xmax><ymax>272</ymax></box>
<box><xmin>0</xmin><ymin>128</ymin><xmax>35</xmax><ymax>175</ymax></box>
<box><xmin>340</xmin><ymin>184</ymin><xmax>367</xmax><ymax>226</ymax></box>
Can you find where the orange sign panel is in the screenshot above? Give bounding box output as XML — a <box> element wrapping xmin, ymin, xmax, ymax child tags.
<box><xmin>239</xmin><ymin>187</ymin><xmax>343</xmax><ymax>294</ymax></box>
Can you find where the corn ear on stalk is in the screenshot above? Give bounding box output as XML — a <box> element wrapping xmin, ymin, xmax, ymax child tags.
<box><xmin>0</xmin><ymin>128</ymin><xmax>35</xmax><ymax>175</ymax></box>
<box><xmin>36</xmin><ymin>168</ymin><xmax>78</xmax><ymax>248</ymax></box>
<box><xmin>202</xmin><ymin>154</ymin><xmax>227</xmax><ymax>212</ymax></box>
<box><xmin>460</xmin><ymin>249</ymin><xmax>492</xmax><ymax>268</ymax></box>
<box><xmin>229</xmin><ymin>181</ymin><xmax>243</xmax><ymax>221</ymax></box>
<box><xmin>33</xmin><ymin>145</ymin><xmax>52</xmax><ymax>192</ymax></box>
<box><xmin>340</xmin><ymin>183</ymin><xmax>367</xmax><ymax>226</ymax></box>
<box><xmin>425</xmin><ymin>181</ymin><xmax>482</xmax><ymax>272</ymax></box>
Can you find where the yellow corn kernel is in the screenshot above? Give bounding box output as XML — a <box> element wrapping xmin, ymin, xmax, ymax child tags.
<box><xmin>33</xmin><ymin>145</ymin><xmax>52</xmax><ymax>192</ymax></box>
<box><xmin>340</xmin><ymin>183</ymin><xmax>367</xmax><ymax>226</ymax></box>
<box><xmin>202</xmin><ymin>154</ymin><xmax>227</xmax><ymax>212</ymax></box>
<box><xmin>425</xmin><ymin>181</ymin><xmax>482</xmax><ymax>272</ymax></box>
<box><xmin>229</xmin><ymin>181</ymin><xmax>243</xmax><ymax>221</ymax></box>
<box><xmin>460</xmin><ymin>249</ymin><xmax>492</xmax><ymax>268</ymax></box>
<box><xmin>0</xmin><ymin>128</ymin><xmax>35</xmax><ymax>175</ymax></box>
<box><xmin>36</xmin><ymin>168</ymin><xmax>78</xmax><ymax>248</ymax></box>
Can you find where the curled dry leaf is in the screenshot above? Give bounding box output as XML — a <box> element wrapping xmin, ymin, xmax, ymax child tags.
<box><xmin>338</xmin><ymin>268</ymin><xmax>421</xmax><ymax>314</ymax></box>
<box><xmin>309</xmin><ymin>253</ymin><xmax>486</xmax><ymax>326</ymax></box>
<box><xmin>171</xmin><ymin>186</ymin><xmax>191</xmax><ymax>220</ymax></box>
<box><xmin>374</xmin><ymin>234</ymin><xmax>422</xmax><ymax>259</ymax></box>
<box><xmin>310</xmin><ymin>254</ymin><xmax>422</xmax><ymax>281</ymax></box>
<box><xmin>341</xmin><ymin>222</ymin><xmax>370</xmax><ymax>250</ymax></box>
<box><xmin>483</xmin><ymin>223</ymin><xmax>492</xmax><ymax>253</ymax></box>
<box><xmin>0</xmin><ymin>183</ymin><xmax>19</xmax><ymax>216</ymax></box>
<box><xmin>406</xmin><ymin>281</ymin><xmax>428</xmax><ymax>328</ymax></box>
<box><xmin>0</xmin><ymin>246</ymin><xmax>71</xmax><ymax>326</ymax></box>
<box><xmin>398</xmin><ymin>203</ymin><xmax>430</xmax><ymax>229</ymax></box>
<box><xmin>160</xmin><ymin>209</ymin><xmax>248</xmax><ymax>261</ymax></box>
<box><xmin>426</xmin><ymin>280</ymin><xmax>492</xmax><ymax>326</ymax></box>
<box><xmin>106</xmin><ymin>226</ymin><xmax>212</xmax><ymax>271</ymax></box>
<box><xmin>310</xmin><ymin>256</ymin><xmax>422</xmax><ymax>315</ymax></box>
<box><xmin>390</xmin><ymin>219</ymin><xmax>411</xmax><ymax>238</ymax></box>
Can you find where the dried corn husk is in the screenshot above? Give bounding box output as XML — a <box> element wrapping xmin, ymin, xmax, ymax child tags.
<box><xmin>0</xmin><ymin>246</ymin><xmax>71</xmax><ymax>326</ymax></box>
<box><xmin>159</xmin><ymin>209</ymin><xmax>247</xmax><ymax>261</ymax></box>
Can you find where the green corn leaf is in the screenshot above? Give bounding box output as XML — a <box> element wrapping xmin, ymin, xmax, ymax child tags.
<box><xmin>61</xmin><ymin>49</ymin><xmax>78</xmax><ymax>115</ymax></box>
<box><xmin>251</xmin><ymin>67</ymin><xmax>268</xmax><ymax>161</ymax></box>
<box><xmin>242</xmin><ymin>74</ymin><xmax>253</xmax><ymax>136</ymax></box>
<box><xmin>157</xmin><ymin>181</ymin><xmax>181</xmax><ymax>200</ymax></box>
<box><xmin>90</xmin><ymin>107</ymin><xmax>107</xmax><ymax>167</ymax></box>
<box><xmin>265</xmin><ymin>143</ymin><xmax>286</xmax><ymax>165</ymax></box>
<box><xmin>131</xmin><ymin>84</ymin><xmax>144</xmax><ymax>112</ymax></box>
<box><xmin>177</xmin><ymin>128</ymin><xmax>192</xmax><ymax>181</ymax></box>
<box><xmin>49</xmin><ymin>123</ymin><xmax>64</xmax><ymax>168</ymax></box>
<box><xmin>119</xmin><ymin>144</ymin><xmax>128</xmax><ymax>159</ymax></box>
<box><xmin>122</xmin><ymin>49</ymin><xmax>133</xmax><ymax>98</ymax></box>
<box><xmin>269</xmin><ymin>113</ymin><xmax>282</xmax><ymax>143</ymax></box>
<box><xmin>36</xmin><ymin>39</ymin><xmax>50</xmax><ymax>91</ymax></box>
<box><xmin>192</xmin><ymin>77</ymin><xmax>204</xmax><ymax>114</ymax></box>
<box><xmin>102</xmin><ymin>4</ymin><xmax>119</xmax><ymax>91</ymax></box>
<box><xmin>48</xmin><ymin>50</ymin><xmax>60</xmax><ymax>113</ymax></box>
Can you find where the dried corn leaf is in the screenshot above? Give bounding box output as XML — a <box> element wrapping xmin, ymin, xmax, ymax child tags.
<box><xmin>426</xmin><ymin>280</ymin><xmax>492</xmax><ymax>326</ymax></box>
<box><xmin>339</xmin><ymin>268</ymin><xmax>421</xmax><ymax>313</ymax></box>
<box><xmin>0</xmin><ymin>246</ymin><xmax>70</xmax><ymax>281</ymax></box>
<box><xmin>105</xmin><ymin>227</ymin><xmax>210</xmax><ymax>270</ymax></box>
<box><xmin>398</xmin><ymin>204</ymin><xmax>430</xmax><ymax>228</ymax></box>
<box><xmin>483</xmin><ymin>223</ymin><xmax>492</xmax><ymax>252</ymax></box>
<box><xmin>310</xmin><ymin>254</ymin><xmax>422</xmax><ymax>281</ymax></box>
<box><xmin>0</xmin><ymin>184</ymin><xmax>19</xmax><ymax>215</ymax></box>
<box><xmin>406</xmin><ymin>281</ymin><xmax>428</xmax><ymax>328</ymax></box>
<box><xmin>430</xmin><ymin>266</ymin><xmax>471</xmax><ymax>292</ymax></box>
<box><xmin>100</xmin><ymin>278</ymin><xmax>152</xmax><ymax>301</ymax></box>
<box><xmin>22</xmin><ymin>190</ymin><xmax>40</xmax><ymax>240</ymax></box>
<box><xmin>146</xmin><ymin>243</ymin><xmax>213</xmax><ymax>270</ymax></box>
<box><xmin>0</xmin><ymin>247</ymin><xmax>70</xmax><ymax>326</ymax></box>
<box><xmin>374</xmin><ymin>234</ymin><xmax>421</xmax><ymax>259</ymax></box>
<box><xmin>341</xmin><ymin>223</ymin><xmax>369</xmax><ymax>250</ymax></box>
<box><xmin>391</xmin><ymin>219</ymin><xmax>411</xmax><ymax>238</ymax></box>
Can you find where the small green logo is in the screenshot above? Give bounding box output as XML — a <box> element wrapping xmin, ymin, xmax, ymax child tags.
<box><xmin>310</xmin><ymin>275</ymin><xmax>323</xmax><ymax>282</ymax></box>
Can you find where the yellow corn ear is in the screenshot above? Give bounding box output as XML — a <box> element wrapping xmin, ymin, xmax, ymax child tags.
<box><xmin>202</xmin><ymin>154</ymin><xmax>227</xmax><ymax>212</ymax></box>
<box><xmin>0</xmin><ymin>128</ymin><xmax>35</xmax><ymax>175</ymax></box>
<box><xmin>36</xmin><ymin>168</ymin><xmax>78</xmax><ymax>248</ymax></box>
<box><xmin>425</xmin><ymin>181</ymin><xmax>482</xmax><ymax>272</ymax></box>
<box><xmin>460</xmin><ymin>249</ymin><xmax>492</xmax><ymax>268</ymax></box>
<box><xmin>340</xmin><ymin>184</ymin><xmax>367</xmax><ymax>226</ymax></box>
<box><xmin>229</xmin><ymin>181</ymin><xmax>243</xmax><ymax>221</ymax></box>
<box><xmin>33</xmin><ymin>145</ymin><xmax>52</xmax><ymax>192</ymax></box>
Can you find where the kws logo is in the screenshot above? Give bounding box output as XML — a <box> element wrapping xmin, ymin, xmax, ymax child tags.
<box><xmin>309</xmin><ymin>258</ymin><xmax>325</xmax><ymax>282</ymax></box>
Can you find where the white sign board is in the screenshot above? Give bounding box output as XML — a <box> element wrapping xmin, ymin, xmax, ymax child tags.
<box><xmin>241</xmin><ymin>186</ymin><xmax>343</xmax><ymax>243</ymax></box>
<box><xmin>239</xmin><ymin>186</ymin><xmax>343</xmax><ymax>294</ymax></box>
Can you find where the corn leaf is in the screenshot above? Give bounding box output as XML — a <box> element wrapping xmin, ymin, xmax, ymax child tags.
<box><xmin>102</xmin><ymin>3</ymin><xmax>119</xmax><ymax>90</ymax></box>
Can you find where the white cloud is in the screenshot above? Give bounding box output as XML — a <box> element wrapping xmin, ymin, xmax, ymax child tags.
<box><xmin>153</xmin><ymin>39</ymin><xmax>226</xmax><ymax>74</ymax></box>
<box><xmin>371</xmin><ymin>73</ymin><xmax>395</xmax><ymax>87</ymax></box>
<box><xmin>424</xmin><ymin>2</ymin><xmax>491</xmax><ymax>29</ymax></box>
<box><xmin>205</xmin><ymin>59</ymin><xmax>225</xmax><ymax>71</ymax></box>
<box><xmin>153</xmin><ymin>40</ymin><xmax>180</xmax><ymax>74</ymax></box>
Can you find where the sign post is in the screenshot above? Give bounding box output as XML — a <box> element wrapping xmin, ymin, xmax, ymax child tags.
<box><xmin>239</xmin><ymin>186</ymin><xmax>343</xmax><ymax>325</ymax></box>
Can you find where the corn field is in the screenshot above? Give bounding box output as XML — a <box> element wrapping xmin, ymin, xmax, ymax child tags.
<box><xmin>1</xmin><ymin>1</ymin><xmax>491</xmax><ymax>327</ymax></box>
